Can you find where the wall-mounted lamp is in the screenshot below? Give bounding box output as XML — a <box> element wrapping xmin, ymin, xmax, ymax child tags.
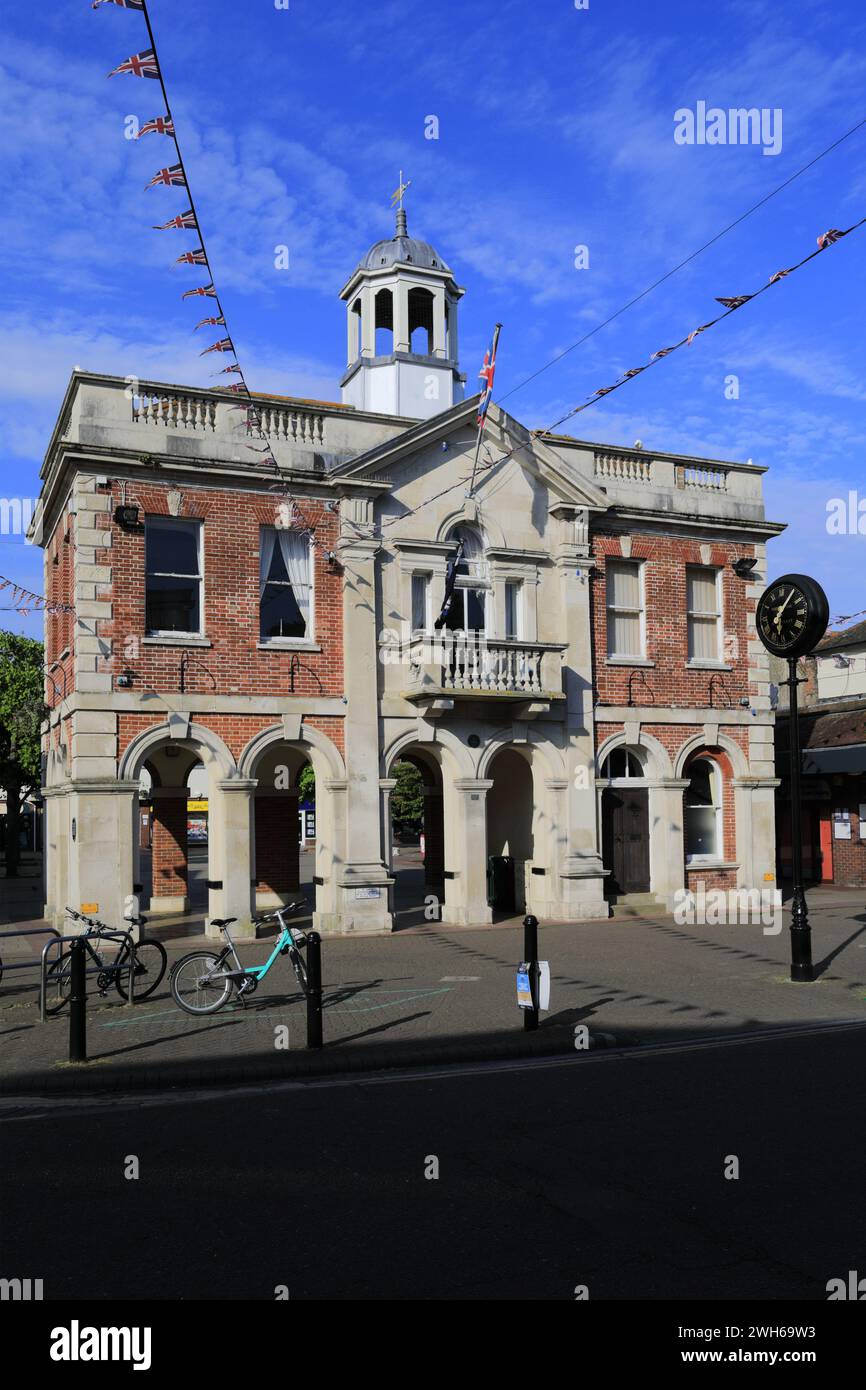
<box><xmin>833</xmin><ymin>654</ymin><xmax>852</xmax><ymax>668</ymax></box>
<box><xmin>116</xmin><ymin>669</ymin><xmax>135</xmax><ymax>689</ymax></box>
<box><xmin>732</xmin><ymin>557</ymin><xmax>759</xmax><ymax>579</ymax></box>
<box><xmin>114</xmin><ymin>504</ymin><xmax>141</xmax><ymax>532</ymax></box>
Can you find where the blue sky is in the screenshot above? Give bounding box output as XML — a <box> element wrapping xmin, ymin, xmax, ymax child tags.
<box><xmin>1</xmin><ymin>0</ymin><xmax>865</xmax><ymax>639</ymax></box>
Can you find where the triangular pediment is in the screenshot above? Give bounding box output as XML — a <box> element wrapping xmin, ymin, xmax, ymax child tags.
<box><xmin>332</xmin><ymin>395</ymin><xmax>610</xmax><ymax>513</ymax></box>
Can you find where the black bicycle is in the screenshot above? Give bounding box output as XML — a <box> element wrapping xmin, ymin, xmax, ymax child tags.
<box><xmin>44</xmin><ymin>908</ymin><xmax>168</xmax><ymax>1015</ymax></box>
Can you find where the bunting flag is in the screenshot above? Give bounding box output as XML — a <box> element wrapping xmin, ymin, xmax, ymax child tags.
<box><xmin>623</xmin><ymin>366</ymin><xmax>647</xmax><ymax>378</ymax></box>
<box><xmin>145</xmin><ymin>163</ymin><xmax>186</xmax><ymax>190</ymax></box>
<box><xmin>650</xmin><ymin>346</ymin><xmax>676</xmax><ymax>360</ymax></box>
<box><xmin>200</xmin><ymin>337</ymin><xmax>234</xmax><ymax>355</ymax></box>
<box><xmin>182</xmin><ymin>283</ymin><xmax>216</xmax><ymax>300</ymax></box>
<box><xmin>594</xmin><ymin>385</ymin><xmax>616</xmax><ymax>397</ymax></box>
<box><xmin>818</xmin><ymin>228</ymin><xmax>844</xmax><ymax>248</ymax></box>
<box><xmin>686</xmin><ymin>322</ymin><xmax>713</xmax><ymax>346</ymax></box>
<box><xmin>194</xmin><ymin>315</ymin><xmax>225</xmax><ymax>330</ymax></box>
<box><xmin>768</xmin><ymin>267</ymin><xmax>794</xmax><ymax>285</ymax></box>
<box><xmin>153</xmin><ymin>210</ymin><xmax>197</xmax><ymax>231</ymax></box>
<box><xmin>175</xmin><ymin>249</ymin><xmax>208</xmax><ymax>266</ymax></box>
<box><xmin>213</xmin><ymin>364</ymin><xmax>242</xmax><ymax>375</ymax></box>
<box><xmin>108</xmin><ymin>48</ymin><xmax>159</xmax><ymax>80</ymax></box>
<box><xmin>0</xmin><ymin>575</ymin><xmax>74</xmax><ymax>614</ymax></box>
<box><xmin>93</xmin><ymin>0</ymin><xmax>145</xmax><ymax>9</ymax></box>
<box><xmin>715</xmin><ymin>294</ymin><xmax>753</xmax><ymax>309</ymax></box>
<box><xmin>137</xmin><ymin>115</ymin><xmax>175</xmax><ymax>139</ymax></box>
<box><xmin>223</xmin><ymin>382</ymin><xmax>249</xmax><ymax>393</ymax></box>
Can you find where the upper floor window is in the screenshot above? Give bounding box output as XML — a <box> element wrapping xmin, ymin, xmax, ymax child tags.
<box><xmin>440</xmin><ymin>528</ymin><xmax>489</xmax><ymax>633</ymax></box>
<box><xmin>411</xmin><ymin>574</ymin><xmax>430</xmax><ymax>632</ymax></box>
<box><xmin>687</xmin><ymin>566</ymin><xmax>722</xmax><ymax>661</ymax></box>
<box><xmin>606</xmin><ymin>559</ymin><xmax>644</xmax><ymax>659</ymax></box>
<box><xmin>260</xmin><ymin>528</ymin><xmax>312</xmax><ymax>642</ymax></box>
<box><xmin>145</xmin><ymin>517</ymin><xmax>202</xmax><ymax>635</ymax></box>
<box><xmin>504</xmin><ymin>581</ymin><xmax>522</xmax><ymax>639</ymax></box>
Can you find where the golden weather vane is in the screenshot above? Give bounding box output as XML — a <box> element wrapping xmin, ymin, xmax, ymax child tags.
<box><xmin>390</xmin><ymin>171</ymin><xmax>411</xmax><ymax>210</ymax></box>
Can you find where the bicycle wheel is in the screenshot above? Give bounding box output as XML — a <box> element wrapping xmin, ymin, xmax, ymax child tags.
<box><xmin>170</xmin><ymin>952</ymin><xmax>234</xmax><ymax>1015</ymax></box>
<box><xmin>44</xmin><ymin>949</ymin><xmax>74</xmax><ymax>1015</ymax></box>
<box><xmin>290</xmin><ymin>949</ymin><xmax>308</xmax><ymax>996</ymax></box>
<box><xmin>115</xmin><ymin>938</ymin><xmax>167</xmax><ymax>1002</ymax></box>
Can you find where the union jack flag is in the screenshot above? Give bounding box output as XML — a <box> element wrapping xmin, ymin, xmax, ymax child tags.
<box><xmin>214</xmin><ymin>364</ymin><xmax>242</xmax><ymax>374</ymax></box>
<box><xmin>175</xmin><ymin>249</ymin><xmax>208</xmax><ymax>266</ymax></box>
<box><xmin>145</xmin><ymin>163</ymin><xmax>186</xmax><ymax>190</ymax></box>
<box><xmin>93</xmin><ymin>1</ymin><xmax>145</xmax><ymax>9</ymax></box>
<box><xmin>817</xmin><ymin>228</ymin><xmax>844</xmax><ymax>249</ymax></box>
<box><xmin>594</xmin><ymin>385</ymin><xmax>616</xmax><ymax>397</ymax></box>
<box><xmin>200</xmin><ymin>337</ymin><xmax>234</xmax><ymax>356</ymax></box>
<box><xmin>138</xmin><ymin>116</ymin><xmax>175</xmax><ymax>139</ymax></box>
<box><xmin>715</xmin><ymin>295</ymin><xmax>752</xmax><ymax>309</ymax></box>
<box><xmin>223</xmin><ymin>382</ymin><xmax>249</xmax><ymax>394</ymax></box>
<box><xmin>650</xmin><ymin>346</ymin><xmax>676</xmax><ymax>361</ymax></box>
<box><xmin>194</xmin><ymin>315</ymin><xmax>225</xmax><ymax>330</ymax></box>
<box><xmin>686</xmin><ymin>322</ymin><xmax>713</xmax><ymax>345</ymax></box>
<box><xmin>768</xmin><ymin>267</ymin><xmax>794</xmax><ymax>285</ymax></box>
<box><xmin>477</xmin><ymin>336</ymin><xmax>498</xmax><ymax>429</ymax></box>
<box><xmin>108</xmin><ymin>48</ymin><xmax>159</xmax><ymax>80</ymax></box>
<box><xmin>153</xmin><ymin>210</ymin><xmax>197</xmax><ymax>231</ymax></box>
<box><xmin>623</xmin><ymin>366</ymin><xmax>646</xmax><ymax>378</ymax></box>
<box><xmin>182</xmin><ymin>284</ymin><xmax>216</xmax><ymax>299</ymax></box>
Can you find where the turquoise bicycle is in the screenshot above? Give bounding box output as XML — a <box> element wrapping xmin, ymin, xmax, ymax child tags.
<box><xmin>170</xmin><ymin>903</ymin><xmax>309</xmax><ymax>1016</ymax></box>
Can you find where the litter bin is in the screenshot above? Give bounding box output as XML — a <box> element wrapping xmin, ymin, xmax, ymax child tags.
<box><xmin>487</xmin><ymin>855</ymin><xmax>516</xmax><ymax>912</ymax></box>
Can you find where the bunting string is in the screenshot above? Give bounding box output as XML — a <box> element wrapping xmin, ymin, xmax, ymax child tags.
<box><xmin>0</xmin><ymin>576</ymin><xmax>74</xmax><ymax>617</ymax></box>
<box><xmin>94</xmin><ymin>0</ymin><xmax>330</xmax><ymax>553</ymax></box>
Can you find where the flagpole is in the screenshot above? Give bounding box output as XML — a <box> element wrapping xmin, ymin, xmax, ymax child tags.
<box><xmin>466</xmin><ymin>322</ymin><xmax>501</xmax><ymax>501</ymax></box>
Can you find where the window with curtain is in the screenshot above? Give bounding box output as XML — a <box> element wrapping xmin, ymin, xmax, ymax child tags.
<box><xmin>684</xmin><ymin>758</ymin><xmax>722</xmax><ymax>858</ymax></box>
<box><xmin>687</xmin><ymin>566</ymin><xmax>721</xmax><ymax>660</ymax></box>
<box><xmin>606</xmin><ymin>559</ymin><xmax>644</xmax><ymax>658</ymax></box>
<box><xmin>441</xmin><ymin>528</ymin><xmax>489</xmax><ymax>633</ymax></box>
<box><xmin>145</xmin><ymin>517</ymin><xmax>202</xmax><ymax>634</ymax></box>
<box><xmin>260</xmin><ymin>528</ymin><xmax>312</xmax><ymax>641</ymax></box>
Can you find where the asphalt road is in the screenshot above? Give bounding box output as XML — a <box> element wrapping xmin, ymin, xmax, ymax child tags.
<box><xmin>1</xmin><ymin>1023</ymin><xmax>863</xmax><ymax>1301</ymax></box>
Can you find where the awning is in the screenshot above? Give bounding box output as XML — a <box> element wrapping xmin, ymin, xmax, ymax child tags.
<box><xmin>802</xmin><ymin>744</ymin><xmax>866</xmax><ymax>775</ymax></box>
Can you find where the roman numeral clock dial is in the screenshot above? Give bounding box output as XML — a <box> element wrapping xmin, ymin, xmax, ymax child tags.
<box><xmin>756</xmin><ymin>573</ymin><xmax>829</xmax><ymax>658</ymax></box>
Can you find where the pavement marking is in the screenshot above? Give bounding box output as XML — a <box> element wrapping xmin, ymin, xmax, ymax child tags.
<box><xmin>440</xmin><ymin>976</ymin><xmax>480</xmax><ymax>982</ymax></box>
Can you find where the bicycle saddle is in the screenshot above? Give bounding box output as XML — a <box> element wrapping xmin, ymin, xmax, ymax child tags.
<box><xmin>209</xmin><ymin>917</ymin><xmax>237</xmax><ymax>929</ymax></box>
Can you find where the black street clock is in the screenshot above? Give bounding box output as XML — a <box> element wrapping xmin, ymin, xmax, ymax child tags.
<box><xmin>756</xmin><ymin>573</ymin><xmax>829</xmax><ymax>658</ymax></box>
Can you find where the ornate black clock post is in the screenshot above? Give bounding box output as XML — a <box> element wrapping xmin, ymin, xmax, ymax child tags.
<box><xmin>756</xmin><ymin>573</ymin><xmax>830</xmax><ymax>982</ymax></box>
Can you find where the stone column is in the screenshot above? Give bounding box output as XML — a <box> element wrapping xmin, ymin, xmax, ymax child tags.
<box><xmin>652</xmin><ymin>778</ymin><xmax>690</xmax><ymax>909</ymax></box>
<box><xmin>735</xmin><ymin>777</ymin><xmax>780</xmax><ymax>891</ymax></box>
<box><xmin>393</xmin><ymin>281</ymin><xmax>409</xmax><ymax>354</ymax></box>
<box><xmin>422</xmin><ymin>785</ymin><xmax>444</xmax><ymax>888</ymax></box>
<box><xmin>360</xmin><ymin>284</ymin><xmax>375</xmax><ymax>358</ymax></box>
<box><xmin>444</xmin><ymin>779</ymin><xmax>493</xmax><ymax>926</ymax></box>
<box><xmin>66</xmin><ymin>781</ymin><xmax>137</xmax><ymax>929</ymax></box>
<box><xmin>336</xmin><ymin>527</ymin><xmax>393</xmax><ymax>933</ymax></box>
<box><xmin>554</xmin><ymin>529</ymin><xmax>607</xmax><ymax>918</ymax></box>
<box><xmin>207</xmin><ymin>778</ymin><xmax>256</xmax><ymax>939</ymax></box>
<box><xmin>432</xmin><ymin>289</ymin><xmax>447</xmax><ymax>359</ymax></box>
<box><xmin>150</xmin><ymin>789</ymin><xmax>189</xmax><ymax>914</ymax></box>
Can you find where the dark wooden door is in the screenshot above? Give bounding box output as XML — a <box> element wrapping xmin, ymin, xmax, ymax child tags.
<box><xmin>602</xmin><ymin>787</ymin><xmax>650</xmax><ymax>894</ymax></box>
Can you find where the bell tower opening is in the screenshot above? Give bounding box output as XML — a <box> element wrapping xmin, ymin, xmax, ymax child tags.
<box><xmin>339</xmin><ymin>195</ymin><xmax>466</xmax><ymax>420</ymax></box>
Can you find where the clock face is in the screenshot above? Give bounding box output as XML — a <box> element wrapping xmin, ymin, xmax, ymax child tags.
<box><xmin>756</xmin><ymin>573</ymin><xmax>829</xmax><ymax>658</ymax></box>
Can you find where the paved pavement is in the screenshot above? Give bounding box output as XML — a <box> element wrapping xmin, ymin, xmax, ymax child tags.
<box><xmin>1</xmin><ymin>855</ymin><xmax>865</xmax><ymax>1091</ymax></box>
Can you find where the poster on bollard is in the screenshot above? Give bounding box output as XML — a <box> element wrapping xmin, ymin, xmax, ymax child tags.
<box><xmin>516</xmin><ymin>965</ymin><xmax>533</xmax><ymax>1010</ymax></box>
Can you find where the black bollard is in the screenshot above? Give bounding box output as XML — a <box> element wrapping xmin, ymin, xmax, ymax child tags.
<box><xmin>306</xmin><ymin>931</ymin><xmax>323</xmax><ymax>1050</ymax></box>
<box><xmin>68</xmin><ymin>937</ymin><xmax>87</xmax><ymax>1063</ymax></box>
<box><xmin>523</xmin><ymin>914</ymin><xmax>539</xmax><ymax>1032</ymax></box>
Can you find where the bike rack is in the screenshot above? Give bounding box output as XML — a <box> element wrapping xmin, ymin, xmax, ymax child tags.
<box><xmin>0</xmin><ymin>926</ymin><xmax>63</xmax><ymax>987</ymax></box>
<box><xmin>40</xmin><ymin>928</ymin><xmax>136</xmax><ymax>1023</ymax></box>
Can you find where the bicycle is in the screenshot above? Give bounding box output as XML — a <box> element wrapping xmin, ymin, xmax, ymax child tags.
<box><xmin>43</xmin><ymin>908</ymin><xmax>168</xmax><ymax>1015</ymax></box>
<box><xmin>170</xmin><ymin>903</ymin><xmax>309</xmax><ymax>1016</ymax></box>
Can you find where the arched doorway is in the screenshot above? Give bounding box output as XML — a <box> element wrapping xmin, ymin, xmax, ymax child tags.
<box><xmin>600</xmin><ymin>746</ymin><xmax>650</xmax><ymax>898</ymax></box>
<box><xmin>389</xmin><ymin>751</ymin><xmax>444</xmax><ymax>929</ymax></box>
<box><xmin>251</xmin><ymin>742</ymin><xmax>314</xmax><ymax>922</ymax></box>
<box><xmin>486</xmin><ymin>747</ymin><xmax>534</xmax><ymax>917</ymax></box>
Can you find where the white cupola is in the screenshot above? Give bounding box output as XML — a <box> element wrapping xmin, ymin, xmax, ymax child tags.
<box><xmin>339</xmin><ymin>204</ymin><xmax>465</xmax><ymax>419</ymax></box>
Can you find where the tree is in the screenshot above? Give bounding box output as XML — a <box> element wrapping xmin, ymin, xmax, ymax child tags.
<box><xmin>0</xmin><ymin>632</ymin><xmax>45</xmax><ymax>877</ymax></box>
<box><xmin>297</xmin><ymin>763</ymin><xmax>315</xmax><ymax>802</ymax></box>
<box><xmin>392</xmin><ymin>760</ymin><xmax>423</xmax><ymax>830</ymax></box>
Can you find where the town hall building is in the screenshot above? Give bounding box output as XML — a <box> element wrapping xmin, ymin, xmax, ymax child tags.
<box><xmin>35</xmin><ymin>208</ymin><xmax>785</xmax><ymax>936</ymax></box>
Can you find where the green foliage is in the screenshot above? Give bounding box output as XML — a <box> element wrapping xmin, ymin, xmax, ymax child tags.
<box><xmin>297</xmin><ymin>762</ymin><xmax>315</xmax><ymax>802</ymax></box>
<box><xmin>0</xmin><ymin>631</ymin><xmax>45</xmax><ymax>796</ymax></box>
<box><xmin>392</xmin><ymin>759</ymin><xmax>423</xmax><ymax>827</ymax></box>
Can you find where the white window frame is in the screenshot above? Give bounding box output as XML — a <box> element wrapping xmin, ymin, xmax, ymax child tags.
<box><xmin>145</xmin><ymin>516</ymin><xmax>204</xmax><ymax>638</ymax></box>
<box><xmin>606</xmin><ymin>559</ymin><xmax>646</xmax><ymax>661</ymax></box>
<box><xmin>259</xmin><ymin>528</ymin><xmax>315</xmax><ymax>646</ymax></box>
<box><xmin>504</xmin><ymin>580</ymin><xmax>523</xmax><ymax>640</ymax></box>
<box><xmin>686</xmin><ymin>565</ymin><xmax>723</xmax><ymax>664</ymax></box>
<box><xmin>684</xmin><ymin>757</ymin><xmax>724</xmax><ymax>863</ymax></box>
<box><xmin>410</xmin><ymin>572</ymin><xmax>431</xmax><ymax>634</ymax></box>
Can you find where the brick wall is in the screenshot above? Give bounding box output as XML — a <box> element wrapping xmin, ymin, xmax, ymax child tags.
<box><xmin>151</xmin><ymin>795</ymin><xmax>188</xmax><ymax>899</ymax></box>
<box><xmin>45</xmin><ymin>506</ymin><xmax>75</xmax><ymax>707</ymax></box>
<box><xmin>254</xmin><ymin>797</ymin><xmax>300</xmax><ymax>893</ymax></box>
<box><xmin>95</xmin><ymin>480</ymin><xmax>344</xmax><ymax>699</ymax></box>
<box><xmin>117</xmin><ymin>712</ymin><xmax>345</xmax><ymax>767</ymax></box>
<box><xmin>590</xmin><ymin>530</ymin><xmax>756</xmax><ymax>708</ymax></box>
